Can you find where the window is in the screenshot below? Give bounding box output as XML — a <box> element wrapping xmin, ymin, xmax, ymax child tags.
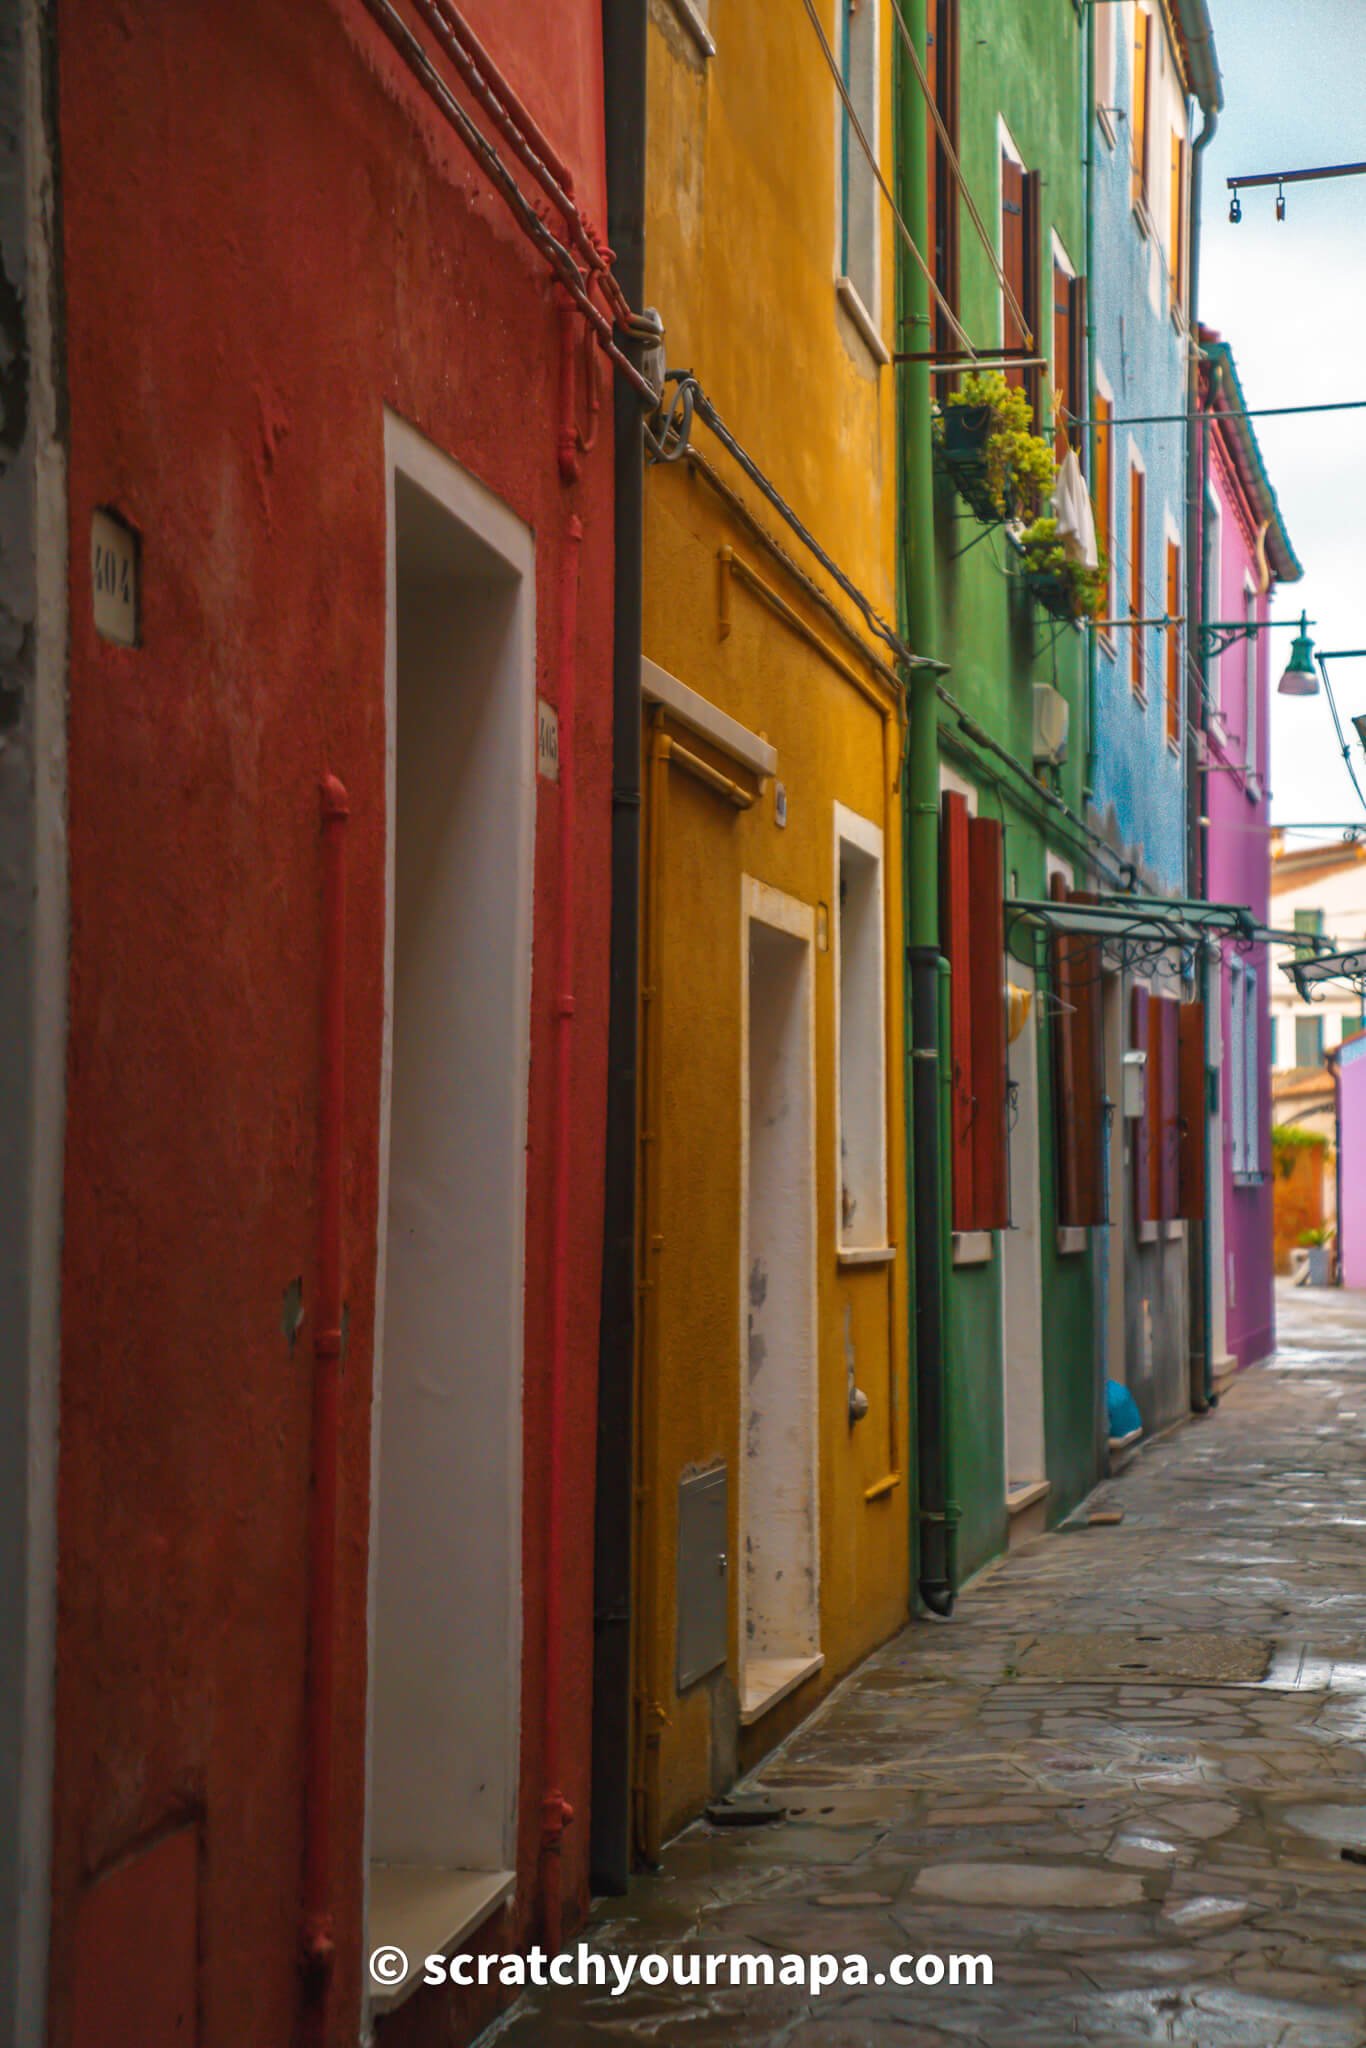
<box><xmin>1129</xmin><ymin>461</ymin><xmax>1147</xmax><ymax>698</ymax></box>
<box><xmin>1131</xmin><ymin>6</ymin><xmax>1152</xmax><ymax>213</ymax></box>
<box><xmin>941</xmin><ymin>791</ymin><xmax>1008</xmax><ymax>1232</ymax></box>
<box><xmin>1229</xmin><ymin>962</ymin><xmax>1263</xmax><ymax>1177</ymax></box>
<box><xmin>1295</xmin><ymin>1012</ymin><xmax>1324</xmax><ymax>1070</ymax></box>
<box><xmin>926</xmin><ymin>0</ymin><xmax>960</xmax><ymax>393</ymax></box>
<box><xmin>1165</xmin><ymin>537</ymin><xmax>1182</xmax><ymax>749</ymax></box>
<box><xmin>1169</xmin><ymin>132</ymin><xmax>1187</xmax><ymax>311</ymax></box>
<box><xmin>1270</xmin><ymin>1015</ymin><xmax>1280</xmax><ymax>1067</ymax></box>
<box><xmin>1001</xmin><ymin>131</ymin><xmax>1041</xmax><ymax>421</ymax></box>
<box><xmin>835</xmin><ymin>807</ymin><xmax>888</xmax><ymax>1250</ymax></box>
<box><xmin>1131</xmin><ymin>986</ymin><xmax>1201</xmax><ymax>1220</ymax></box>
<box><xmin>1243</xmin><ymin>581</ymin><xmax>1258</xmax><ymax>777</ymax></box>
<box><xmin>838</xmin><ymin>0</ymin><xmax>880</xmax><ymax>331</ymax></box>
<box><xmin>1093</xmin><ymin>386</ymin><xmax>1114</xmax><ymax>635</ymax></box>
<box><xmin>1051</xmin><ymin>250</ymin><xmax>1086</xmax><ymax>460</ymax></box>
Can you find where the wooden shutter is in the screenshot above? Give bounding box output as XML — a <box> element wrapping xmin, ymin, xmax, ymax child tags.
<box><xmin>1177</xmin><ymin>999</ymin><xmax>1206</xmax><ymax>1219</ymax></box>
<box><xmin>1170</xmin><ymin>132</ymin><xmax>1186</xmax><ymax>309</ymax></box>
<box><xmin>1131</xmin><ymin>983</ymin><xmax>1154</xmax><ymax>1222</ymax></box>
<box><xmin>941</xmin><ymin>791</ymin><xmax>976</xmax><ymax>1230</ymax></box>
<box><xmin>1051</xmin><ymin>878</ymin><xmax>1107</xmax><ymax>1228</ymax></box>
<box><xmin>1001</xmin><ymin>152</ymin><xmax>1027</xmax><ymax>391</ymax></box>
<box><xmin>1165</xmin><ymin>539</ymin><xmax>1182</xmax><ymax>748</ymax></box>
<box><xmin>928</xmin><ymin>0</ymin><xmax>961</xmax><ymax>388</ymax></box>
<box><xmin>1052</xmin><ymin>260</ymin><xmax>1071</xmax><ymax>461</ymax></box>
<box><xmin>1068</xmin><ymin>273</ymin><xmax>1087</xmax><ymax>458</ymax></box>
<box><xmin>1157</xmin><ymin>995</ymin><xmax>1181</xmax><ymax>1218</ymax></box>
<box><xmin>1093</xmin><ymin>388</ymin><xmax>1113</xmax><ymax>591</ymax></box>
<box><xmin>968</xmin><ymin>816</ymin><xmax>1008</xmax><ymax>1229</ymax></box>
<box><xmin>1022</xmin><ymin>168</ymin><xmax>1043</xmax><ymax>425</ymax></box>
<box><xmin>1129</xmin><ymin>465</ymin><xmax>1146</xmax><ymax>696</ymax></box>
<box><xmin>1132</xmin><ymin>8</ymin><xmax>1151</xmax><ymax>209</ymax></box>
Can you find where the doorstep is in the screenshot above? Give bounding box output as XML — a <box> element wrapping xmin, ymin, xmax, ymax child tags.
<box><xmin>1005</xmin><ymin>1479</ymin><xmax>1050</xmax><ymax>1549</ymax></box>
<box><xmin>739</xmin><ymin>1653</ymin><xmax>825</xmax><ymax>1726</ymax></box>
<box><xmin>367</xmin><ymin>1863</ymin><xmax>514</xmax><ymax>2013</ymax></box>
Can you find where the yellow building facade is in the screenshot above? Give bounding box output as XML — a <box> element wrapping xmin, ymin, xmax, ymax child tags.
<box><xmin>633</xmin><ymin>0</ymin><xmax>909</xmax><ymax>1857</ymax></box>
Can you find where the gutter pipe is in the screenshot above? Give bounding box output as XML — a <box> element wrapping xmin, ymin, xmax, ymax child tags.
<box><xmin>1183</xmin><ymin>13</ymin><xmax>1220</xmax><ymax>1413</ymax></box>
<box><xmin>897</xmin><ymin>7</ymin><xmax>954</xmax><ymax>1617</ymax></box>
<box><xmin>590</xmin><ymin>0</ymin><xmax>646</xmax><ymax>1895</ymax></box>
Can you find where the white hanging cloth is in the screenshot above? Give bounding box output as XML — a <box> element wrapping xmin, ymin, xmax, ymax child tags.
<box><xmin>1054</xmin><ymin>447</ymin><xmax>1099</xmax><ymax>569</ymax></box>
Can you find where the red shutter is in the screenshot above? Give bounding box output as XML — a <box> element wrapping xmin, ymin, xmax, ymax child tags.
<box><xmin>1157</xmin><ymin>995</ymin><xmax>1181</xmax><ymax>1219</ymax></box>
<box><xmin>1131</xmin><ymin>983</ymin><xmax>1154</xmax><ymax>1222</ymax></box>
<box><xmin>1051</xmin><ymin>874</ymin><xmax>1082</xmax><ymax>1227</ymax></box>
<box><xmin>1178</xmin><ymin>999</ymin><xmax>1206</xmax><ymax>1219</ymax></box>
<box><xmin>968</xmin><ymin>816</ymin><xmax>1008</xmax><ymax>1229</ymax></box>
<box><xmin>941</xmin><ymin>792</ymin><xmax>976</xmax><ymax>1230</ymax></box>
<box><xmin>1050</xmin><ymin>880</ymin><xmax>1107</xmax><ymax>1228</ymax></box>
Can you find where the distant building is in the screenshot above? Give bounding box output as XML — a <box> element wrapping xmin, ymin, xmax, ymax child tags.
<box><xmin>1198</xmin><ymin>334</ymin><xmax>1300</xmax><ymax>1370</ymax></box>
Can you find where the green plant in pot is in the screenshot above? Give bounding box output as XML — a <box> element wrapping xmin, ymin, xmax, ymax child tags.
<box><xmin>1018</xmin><ymin>516</ymin><xmax>1109</xmax><ymax>622</ymax></box>
<box><xmin>937</xmin><ymin>372</ymin><xmax>1056</xmax><ymax>523</ymax></box>
<box><xmin>1298</xmin><ymin>1223</ymin><xmax>1334</xmax><ymax>1287</ymax></box>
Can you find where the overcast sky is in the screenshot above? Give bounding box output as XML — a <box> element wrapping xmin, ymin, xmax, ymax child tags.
<box><xmin>1195</xmin><ymin>0</ymin><xmax>1366</xmax><ymax>841</ymax></box>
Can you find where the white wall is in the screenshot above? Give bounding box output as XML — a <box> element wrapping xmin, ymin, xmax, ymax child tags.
<box><xmin>1270</xmin><ymin>854</ymin><xmax>1366</xmax><ymax>1067</ymax></box>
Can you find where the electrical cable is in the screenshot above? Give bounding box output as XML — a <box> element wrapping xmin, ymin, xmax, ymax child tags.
<box><xmin>1318</xmin><ymin>655</ymin><xmax>1366</xmax><ymax>818</ymax></box>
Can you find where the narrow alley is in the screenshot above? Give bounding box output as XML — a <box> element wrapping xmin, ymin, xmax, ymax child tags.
<box><xmin>492</xmin><ymin>1288</ymin><xmax>1366</xmax><ymax>2048</ymax></box>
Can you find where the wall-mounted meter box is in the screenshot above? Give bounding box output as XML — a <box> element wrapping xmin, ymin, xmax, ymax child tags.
<box><xmin>1122</xmin><ymin>1048</ymin><xmax>1147</xmax><ymax>1120</ymax></box>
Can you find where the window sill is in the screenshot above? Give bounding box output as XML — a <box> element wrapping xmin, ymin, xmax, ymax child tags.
<box><xmin>659</xmin><ymin>0</ymin><xmax>714</xmax><ymax>58</ymax></box>
<box><xmin>1056</xmin><ymin>1225</ymin><xmax>1089</xmax><ymax>1256</ymax></box>
<box><xmin>1006</xmin><ymin>1477</ymin><xmax>1050</xmax><ymax>1517</ymax></box>
<box><xmin>1097</xmin><ymin>106</ymin><xmax>1118</xmax><ymax>151</ymax></box>
<box><xmin>1164</xmin><ymin>1219</ymin><xmax>1185</xmax><ymax>1241</ymax></box>
<box><xmin>838</xmin><ymin>1242</ymin><xmax>896</xmax><ymax>1267</ymax></box>
<box><xmin>367</xmin><ymin>1865</ymin><xmax>514</xmax><ymax>2014</ymax></box>
<box><xmin>1132</xmin><ymin>196</ymin><xmax>1154</xmax><ymax>241</ymax></box>
<box><xmin>1138</xmin><ymin>1220</ymin><xmax>1159</xmax><ymax>1245</ymax></box>
<box><xmin>739</xmin><ymin>1652</ymin><xmax>824</xmax><ymax>1725</ymax></box>
<box><xmin>952</xmin><ymin>1230</ymin><xmax>995</xmax><ymax>1266</ymax></box>
<box><xmin>835</xmin><ymin>277</ymin><xmax>891</xmax><ymax>366</ymax></box>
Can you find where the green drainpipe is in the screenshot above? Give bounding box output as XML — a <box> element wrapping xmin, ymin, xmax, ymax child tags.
<box><xmin>896</xmin><ymin>12</ymin><xmax>954</xmax><ymax>1615</ymax></box>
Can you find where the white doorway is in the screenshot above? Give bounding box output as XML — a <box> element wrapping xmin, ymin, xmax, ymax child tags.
<box><xmin>739</xmin><ymin>880</ymin><xmax>821</xmax><ymax>1723</ymax></box>
<box><xmin>1002</xmin><ymin>963</ymin><xmax>1045</xmax><ymax>1499</ymax></box>
<box><xmin>366</xmin><ymin>417</ymin><xmax>534</xmax><ymax>1995</ymax></box>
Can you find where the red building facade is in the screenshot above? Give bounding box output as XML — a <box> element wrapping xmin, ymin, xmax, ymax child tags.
<box><xmin>43</xmin><ymin>3</ymin><xmax>618</xmax><ymax>2041</ymax></box>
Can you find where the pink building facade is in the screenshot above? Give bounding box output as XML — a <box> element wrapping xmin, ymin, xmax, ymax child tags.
<box><xmin>1199</xmin><ymin>333</ymin><xmax>1301</xmax><ymax>1372</ymax></box>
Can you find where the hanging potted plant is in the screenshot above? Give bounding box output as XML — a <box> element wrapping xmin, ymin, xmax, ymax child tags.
<box><xmin>1018</xmin><ymin>516</ymin><xmax>1109</xmax><ymax>623</ymax></box>
<box><xmin>935</xmin><ymin>371</ymin><xmax>1056</xmax><ymax>525</ymax></box>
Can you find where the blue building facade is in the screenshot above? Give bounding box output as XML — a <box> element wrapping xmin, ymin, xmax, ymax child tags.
<box><xmin>1084</xmin><ymin>0</ymin><xmax>1221</xmax><ymax>1431</ymax></box>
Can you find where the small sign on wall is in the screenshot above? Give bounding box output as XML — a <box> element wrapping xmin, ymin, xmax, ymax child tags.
<box><xmin>537</xmin><ymin>697</ymin><xmax>559</xmax><ymax>783</ymax></box>
<box><xmin>91</xmin><ymin>509</ymin><xmax>138</xmax><ymax>646</ymax></box>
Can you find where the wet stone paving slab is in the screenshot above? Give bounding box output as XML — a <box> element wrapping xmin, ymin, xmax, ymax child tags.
<box><xmin>488</xmin><ymin>1288</ymin><xmax>1366</xmax><ymax>2045</ymax></box>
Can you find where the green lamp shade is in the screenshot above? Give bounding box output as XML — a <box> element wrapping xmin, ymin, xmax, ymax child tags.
<box><xmin>1278</xmin><ymin>614</ymin><xmax>1318</xmax><ymax>696</ymax></box>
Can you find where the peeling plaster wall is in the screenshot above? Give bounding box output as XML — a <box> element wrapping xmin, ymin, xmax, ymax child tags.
<box><xmin>46</xmin><ymin>5</ymin><xmax>613</xmax><ymax>2045</ymax></box>
<box><xmin>0</xmin><ymin>6</ymin><xmax>67</xmax><ymax>2041</ymax></box>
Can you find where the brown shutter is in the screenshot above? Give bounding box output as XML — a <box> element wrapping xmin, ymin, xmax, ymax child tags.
<box><xmin>1052</xmin><ymin>259</ymin><xmax>1071</xmax><ymax>462</ymax></box>
<box><xmin>1068</xmin><ymin>273</ymin><xmax>1087</xmax><ymax>458</ymax></box>
<box><xmin>1131</xmin><ymin>983</ymin><xmax>1154</xmax><ymax>1222</ymax></box>
<box><xmin>1022</xmin><ymin>168</ymin><xmax>1043</xmax><ymax>426</ymax></box>
<box><xmin>968</xmin><ymin>816</ymin><xmax>1008</xmax><ymax>1229</ymax></box>
<box><xmin>941</xmin><ymin>792</ymin><xmax>976</xmax><ymax>1230</ymax></box>
<box><xmin>1170</xmin><ymin>132</ymin><xmax>1186</xmax><ymax>309</ymax></box>
<box><xmin>1178</xmin><ymin>999</ymin><xmax>1206</xmax><ymax>1219</ymax></box>
<box><xmin>1158</xmin><ymin>996</ymin><xmax>1181</xmax><ymax>1218</ymax></box>
<box><xmin>1051</xmin><ymin>874</ymin><xmax>1082</xmax><ymax>1228</ymax></box>
<box><xmin>1002</xmin><ymin>152</ymin><xmax>1027</xmax><ymax>391</ymax></box>
<box><xmin>1052</xmin><ymin>881</ymin><xmax>1107</xmax><ymax>1228</ymax></box>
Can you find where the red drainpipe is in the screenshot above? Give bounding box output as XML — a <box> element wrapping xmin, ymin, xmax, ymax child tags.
<box><xmin>542</xmin><ymin>342</ymin><xmax>585</xmax><ymax>1944</ymax></box>
<box><xmin>301</xmin><ymin>772</ymin><xmax>349</xmax><ymax>2043</ymax></box>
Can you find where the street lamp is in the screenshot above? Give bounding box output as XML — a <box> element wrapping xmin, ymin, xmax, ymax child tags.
<box><xmin>1278</xmin><ymin>613</ymin><xmax>1319</xmax><ymax>696</ymax></box>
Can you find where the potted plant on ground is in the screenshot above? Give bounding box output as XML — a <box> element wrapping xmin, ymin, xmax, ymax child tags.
<box><xmin>1298</xmin><ymin>1224</ymin><xmax>1334</xmax><ymax>1288</ymax></box>
<box><xmin>1017</xmin><ymin>515</ymin><xmax>1109</xmax><ymax>623</ymax></box>
<box><xmin>935</xmin><ymin>371</ymin><xmax>1056</xmax><ymax>526</ymax></box>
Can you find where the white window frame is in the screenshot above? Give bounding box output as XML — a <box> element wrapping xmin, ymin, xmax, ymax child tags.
<box><xmin>834</xmin><ymin>0</ymin><xmax>888</xmax><ymax>364</ymax></box>
<box><xmin>833</xmin><ymin>803</ymin><xmax>889</xmax><ymax>1257</ymax></box>
<box><xmin>1242</xmin><ymin>573</ymin><xmax>1258</xmax><ymax>784</ymax></box>
<box><xmin>1095</xmin><ymin>0</ymin><xmax>1118</xmax><ymax>144</ymax></box>
<box><xmin>1094</xmin><ymin>363</ymin><xmax>1117</xmax><ymax>645</ymax></box>
<box><xmin>1203</xmin><ymin>484</ymin><xmax>1223</xmax><ymax>711</ymax></box>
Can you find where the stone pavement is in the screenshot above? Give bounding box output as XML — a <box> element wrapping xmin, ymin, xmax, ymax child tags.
<box><xmin>490</xmin><ymin>1285</ymin><xmax>1366</xmax><ymax>2046</ymax></box>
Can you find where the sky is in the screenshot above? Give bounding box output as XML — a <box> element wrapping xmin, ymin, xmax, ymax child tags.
<box><xmin>1196</xmin><ymin>0</ymin><xmax>1366</xmax><ymax>839</ymax></box>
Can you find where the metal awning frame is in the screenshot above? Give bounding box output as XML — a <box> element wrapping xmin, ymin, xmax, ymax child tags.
<box><xmin>1283</xmin><ymin>947</ymin><xmax>1366</xmax><ymax>1001</ymax></box>
<box><xmin>1007</xmin><ymin>893</ymin><xmax>1334</xmax><ymax>988</ymax></box>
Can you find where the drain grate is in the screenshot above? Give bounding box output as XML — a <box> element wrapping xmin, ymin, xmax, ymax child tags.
<box><xmin>1013</xmin><ymin>1632</ymin><xmax>1273</xmax><ymax>1684</ymax></box>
